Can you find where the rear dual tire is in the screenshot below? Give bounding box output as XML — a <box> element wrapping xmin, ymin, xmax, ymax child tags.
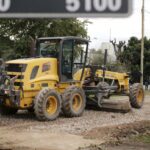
<box><xmin>62</xmin><ymin>86</ymin><xmax>86</xmax><ymax>117</ymax></box>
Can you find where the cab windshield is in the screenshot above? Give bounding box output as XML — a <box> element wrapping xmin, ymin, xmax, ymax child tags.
<box><xmin>37</xmin><ymin>40</ymin><xmax>60</xmax><ymax>57</ymax></box>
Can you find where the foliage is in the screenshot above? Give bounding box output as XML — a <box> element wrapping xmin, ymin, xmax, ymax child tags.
<box><xmin>0</xmin><ymin>19</ymin><xmax>88</xmax><ymax>60</ymax></box>
<box><xmin>135</xmin><ymin>135</ymin><xmax>150</xmax><ymax>144</ymax></box>
<box><xmin>0</xmin><ymin>36</ymin><xmax>14</xmax><ymax>60</ymax></box>
<box><xmin>122</xmin><ymin>37</ymin><xmax>150</xmax><ymax>82</ymax></box>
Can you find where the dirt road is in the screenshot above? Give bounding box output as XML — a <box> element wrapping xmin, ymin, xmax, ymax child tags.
<box><xmin>0</xmin><ymin>94</ymin><xmax>150</xmax><ymax>150</ymax></box>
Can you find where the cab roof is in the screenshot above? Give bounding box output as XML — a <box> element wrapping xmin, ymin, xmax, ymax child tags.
<box><xmin>37</xmin><ymin>36</ymin><xmax>89</xmax><ymax>43</ymax></box>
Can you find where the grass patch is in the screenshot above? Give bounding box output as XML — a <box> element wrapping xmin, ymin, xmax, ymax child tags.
<box><xmin>134</xmin><ymin>135</ymin><xmax>150</xmax><ymax>144</ymax></box>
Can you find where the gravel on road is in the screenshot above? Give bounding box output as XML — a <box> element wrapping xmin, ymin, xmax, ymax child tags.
<box><xmin>0</xmin><ymin>95</ymin><xmax>150</xmax><ymax>135</ymax></box>
<box><xmin>0</xmin><ymin>94</ymin><xmax>150</xmax><ymax>150</ymax></box>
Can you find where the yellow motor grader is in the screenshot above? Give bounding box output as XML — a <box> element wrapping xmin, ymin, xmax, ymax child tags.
<box><xmin>0</xmin><ymin>37</ymin><xmax>144</xmax><ymax>121</ymax></box>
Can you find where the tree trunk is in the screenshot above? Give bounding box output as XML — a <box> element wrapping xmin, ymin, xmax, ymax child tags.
<box><xmin>29</xmin><ymin>36</ymin><xmax>36</xmax><ymax>57</ymax></box>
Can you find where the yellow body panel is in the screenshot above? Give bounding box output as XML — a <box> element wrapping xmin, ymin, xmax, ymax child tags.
<box><xmin>73</xmin><ymin>68</ymin><xmax>91</xmax><ymax>82</ymax></box>
<box><xmin>5</xmin><ymin>58</ymin><xmax>84</xmax><ymax>109</ymax></box>
<box><xmin>96</xmin><ymin>69</ymin><xmax>129</xmax><ymax>92</ymax></box>
<box><xmin>6</xmin><ymin>58</ymin><xmax>59</xmax><ymax>108</ymax></box>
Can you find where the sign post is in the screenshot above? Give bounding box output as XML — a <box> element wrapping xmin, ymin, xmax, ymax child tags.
<box><xmin>0</xmin><ymin>0</ymin><xmax>132</xmax><ymax>18</ymax></box>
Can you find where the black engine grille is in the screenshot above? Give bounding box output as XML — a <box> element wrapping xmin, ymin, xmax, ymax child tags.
<box><xmin>14</xmin><ymin>82</ymin><xmax>24</xmax><ymax>86</ymax></box>
<box><xmin>6</xmin><ymin>64</ymin><xmax>27</xmax><ymax>72</ymax></box>
<box><xmin>8</xmin><ymin>75</ymin><xmax>24</xmax><ymax>79</ymax></box>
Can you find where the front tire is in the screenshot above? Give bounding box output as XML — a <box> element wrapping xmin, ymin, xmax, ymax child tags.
<box><xmin>62</xmin><ymin>86</ymin><xmax>86</xmax><ymax>117</ymax></box>
<box><xmin>34</xmin><ymin>88</ymin><xmax>61</xmax><ymax>121</ymax></box>
<box><xmin>129</xmin><ymin>83</ymin><xmax>144</xmax><ymax>109</ymax></box>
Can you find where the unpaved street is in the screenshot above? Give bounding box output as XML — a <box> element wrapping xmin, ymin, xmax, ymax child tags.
<box><xmin>0</xmin><ymin>94</ymin><xmax>150</xmax><ymax>150</ymax></box>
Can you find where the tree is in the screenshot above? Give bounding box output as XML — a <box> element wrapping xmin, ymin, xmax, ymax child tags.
<box><xmin>109</xmin><ymin>39</ymin><xmax>128</xmax><ymax>72</ymax></box>
<box><xmin>122</xmin><ymin>36</ymin><xmax>150</xmax><ymax>83</ymax></box>
<box><xmin>0</xmin><ymin>36</ymin><xmax>14</xmax><ymax>59</ymax></box>
<box><xmin>0</xmin><ymin>19</ymin><xmax>88</xmax><ymax>59</ymax></box>
<box><xmin>110</xmin><ymin>39</ymin><xmax>126</xmax><ymax>63</ymax></box>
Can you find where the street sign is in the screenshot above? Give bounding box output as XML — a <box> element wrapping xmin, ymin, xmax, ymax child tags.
<box><xmin>0</xmin><ymin>0</ymin><xmax>132</xmax><ymax>18</ymax></box>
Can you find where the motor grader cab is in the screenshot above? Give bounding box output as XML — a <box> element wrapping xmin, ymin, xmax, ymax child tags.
<box><xmin>0</xmin><ymin>37</ymin><xmax>89</xmax><ymax>121</ymax></box>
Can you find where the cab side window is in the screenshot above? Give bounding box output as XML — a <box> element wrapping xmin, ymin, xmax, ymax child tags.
<box><xmin>62</xmin><ymin>40</ymin><xmax>73</xmax><ymax>80</ymax></box>
<box><xmin>30</xmin><ymin>66</ymin><xmax>39</xmax><ymax>80</ymax></box>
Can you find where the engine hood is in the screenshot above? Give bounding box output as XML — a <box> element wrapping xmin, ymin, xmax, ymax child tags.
<box><xmin>6</xmin><ymin>58</ymin><xmax>57</xmax><ymax>65</ymax></box>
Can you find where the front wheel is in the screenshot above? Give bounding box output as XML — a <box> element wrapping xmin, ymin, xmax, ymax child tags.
<box><xmin>129</xmin><ymin>83</ymin><xmax>144</xmax><ymax>109</ymax></box>
<box><xmin>34</xmin><ymin>88</ymin><xmax>61</xmax><ymax>121</ymax></box>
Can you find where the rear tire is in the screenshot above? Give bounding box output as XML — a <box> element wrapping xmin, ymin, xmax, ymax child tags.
<box><xmin>129</xmin><ymin>83</ymin><xmax>144</xmax><ymax>109</ymax></box>
<box><xmin>62</xmin><ymin>86</ymin><xmax>86</xmax><ymax>117</ymax></box>
<box><xmin>34</xmin><ymin>88</ymin><xmax>61</xmax><ymax>121</ymax></box>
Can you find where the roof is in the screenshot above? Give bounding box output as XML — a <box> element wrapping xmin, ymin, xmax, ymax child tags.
<box><xmin>37</xmin><ymin>36</ymin><xmax>89</xmax><ymax>43</ymax></box>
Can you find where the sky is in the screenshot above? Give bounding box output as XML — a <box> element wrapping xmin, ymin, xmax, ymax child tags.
<box><xmin>86</xmin><ymin>0</ymin><xmax>150</xmax><ymax>49</ymax></box>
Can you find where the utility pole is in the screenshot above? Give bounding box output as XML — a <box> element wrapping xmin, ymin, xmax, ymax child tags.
<box><xmin>141</xmin><ymin>0</ymin><xmax>145</xmax><ymax>85</ymax></box>
<box><xmin>109</xmin><ymin>28</ymin><xmax>112</xmax><ymax>41</ymax></box>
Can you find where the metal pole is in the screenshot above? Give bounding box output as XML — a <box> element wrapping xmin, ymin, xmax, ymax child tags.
<box><xmin>141</xmin><ymin>0</ymin><xmax>145</xmax><ymax>85</ymax></box>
